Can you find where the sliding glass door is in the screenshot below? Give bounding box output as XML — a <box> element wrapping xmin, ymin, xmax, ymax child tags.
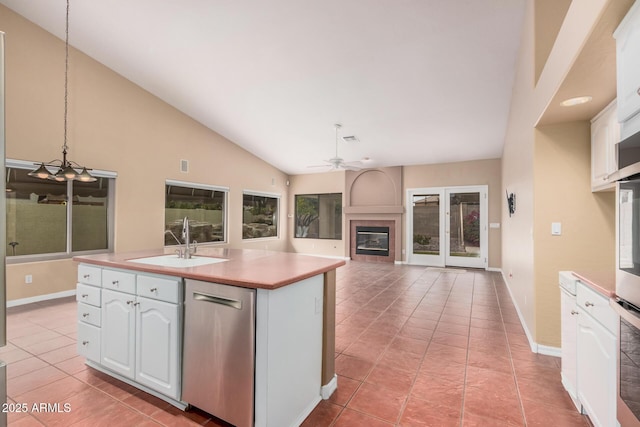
<box><xmin>407</xmin><ymin>186</ymin><xmax>487</xmax><ymax>268</ymax></box>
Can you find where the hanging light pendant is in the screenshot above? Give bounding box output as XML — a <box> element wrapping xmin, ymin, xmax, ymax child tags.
<box><xmin>28</xmin><ymin>0</ymin><xmax>96</xmax><ymax>183</ymax></box>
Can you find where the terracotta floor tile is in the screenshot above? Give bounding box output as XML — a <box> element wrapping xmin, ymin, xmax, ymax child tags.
<box><xmin>424</xmin><ymin>342</ymin><xmax>468</xmax><ymax>364</ymax></box>
<box><xmin>400</xmin><ymin>395</ymin><xmax>461</xmax><ymax>427</ymax></box>
<box><xmin>343</xmin><ymin>339</ymin><xmax>389</xmax><ymax>362</ymax></box>
<box><xmin>26</xmin><ymin>387</ymin><xmax>118</xmax><ymax>426</ymax></box>
<box><xmin>347</xmin><ymin>382</ymin><xmax>407</xmax><ymax>423</ymax></box>
<box><xmin>9</xmin><ymin>330</ymin><xmax>63</xmax><ymax>348</ymax></box>
<box><xmin>419</xmin><ymin>357</ymin><xmax>467</xmax><ymax>383</ymax></box>
<box><xmin>467</xmin><ymin>348</ymin><xmax>513</xmax><ymax>374</ymax></box>
<box><xmin>377</xmin><ymin>347</ymin><xmax>424</xmax><ymax>373</ymax></box>
<box><xmin>329</xmin><ymin>375</ymin><xmax>362</xmax><ymax>406</ymax></box>
<box><xmin>37</xmin><ymin>344</ymin><xmax>78</xmax><ymax>365</ymax></box>
<box><xmin>333</xmin><ymin>407</ymin><xmax>394</xmax><ymax>427</ymax></box>
<box><xmin>435</xmin><ymin>321</ymin><xmax>470</xmax><ymax>337</ymax></box>
<box><xmin>521</xmin><ymin>398</ymin><xmax>590</xmax><ymax>427</ymax></box>
<box><xmin>7</xmin><ymin>415</ymin><xmax>46</xmax><ymax>426</ymax></box>
<box><xmin>21</xmin><ymin>336</ymin><xmax>76</xmax><ymax>356</ymax></box>
<box><xmin>335</xmin><ymin>354</ymin><xmax>375</xmax><ymax>381</ymax></box>
<box><xmin>430</xmin><ymin>330</ymin><xmax>469</xmax><ymax>349</ymax></box>
<box><xmin>411</xmin><ymin>375</ymin><xmax>464</xmax><ymax>409</ymax></box>
<box><xmin>463</xmin><ymin>385</ymin><xmax>525</xmax><ymax>426</ymax></box>
<box><xmin>517</xmin><ymin>377</ymin><xmax>577</xmax><ymax>410</ymax></box>
<box><xmin>67</xmin><ymin>402</ymin><xmax>155</xmax><ymax>427</ymax></box>
<box><xmin>1</xmin><ymin>348</ymin><xmax>34</xmax><ymax>364</ymax></box>
<box><xmin>54</xmin><ymin>355</ymin><xmax>89</xmax><ymax>376</ymax></box>
<box><xmin>8</xmin><ymin>366</ymin><xmax>68</xmax><ymax>398</ymax></box>
<box><xmin>7</xmin><ymin>357</ymin><xmax>49</xmax><ymax>380</ymax></box>
<box><xmin>95</xmin><ymin>377</ymin><xmax>142</xmax><ymax>401</ymax></box>
<box><xmin>301</xmin><ymin>400</ymin><xmax>343</xmax><ymax>427</ymax></box>
<box><xmin>14</xmin><ymin>375</ymin><xmax>90</xmax><ymax>405</ymax></box>
<box><xmin>397</xmin><ymin>324</ymin><xmax>435</xmax><ymax>341</ymax></box>
<box><xmin>465</xmin><ymin>365</ymin><xmax>517</xmax><ymax>395</ymax></box>
<box><xmin>388</xmin><ymin>336</ymin><xmax>429</xmax><ymax>355</ymax></box>
<box><xmin>365</xmin><ymin>365</ymin><xmax>416</xmax><ymax>394</ymax></box>
<box><xmin>150</xmin><ymin>404</ymin><xmax>213</xmax><ymax>427</ymax></box>
<box><xmin>462</xmin><ymin>411</ymin><xmax>523</xmax><ymax>426</ymax></box>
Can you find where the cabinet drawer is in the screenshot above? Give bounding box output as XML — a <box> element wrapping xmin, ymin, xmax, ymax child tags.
<box><xmin>77</xmin><ymin>302</ymin><xmax>101</xmax><ymax>327</ymax></box>
<box><xmin>137</xmin><ymin>274</ymin><xmax>181</xmax><ymax>304</ymax></box>
<box><xmin>78</xmin><ymin>264</ymin><xmax>102</xmax><ymax>287</ymax></box>
<box><xmin>78</xmin><ymin>322</ymin><xmax>101</xmax><ymax>363</ymax></box>
<box><xmin>576</xmin><ymin>282</ymin><xmax>617</xmax><ymax>333</ymax></box>
<box><xmin>77</xmin><ymin>283</ymin><xmax>101</xmax><ymax>307</ymax></box>
<box><xmin>102</xmin><ymin>268</ymin><xmax>136</xmax><ymax>294</ymax></box>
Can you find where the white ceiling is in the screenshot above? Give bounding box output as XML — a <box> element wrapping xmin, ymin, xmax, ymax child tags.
<box><xmin>1</xmin><ymin>0</ymin><xmax>526</xmax><ymax>175</ymax></box>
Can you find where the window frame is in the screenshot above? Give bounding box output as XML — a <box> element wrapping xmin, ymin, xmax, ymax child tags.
<box><xmin>294</xmin><ymin>193</ymin><xmax>343</xmax><ymax>240</ymax></box>
<box><xmin>5</xmin><ymin>159</ymin><xmax>116</xmax><ymax>264</ymax></box>
<box><xmin>242</xmin><ymin>190</ymin><xmax>281</xmax><ymax>240</ymax></box>
<box><xmin>165</xmin><ymin>179</ymin><xmax>229</xmax><ymax>246</ymax></box>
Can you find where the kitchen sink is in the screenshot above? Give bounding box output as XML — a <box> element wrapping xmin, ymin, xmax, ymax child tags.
<box><xmin>127</xmin><ymin>254</ymin><xmax>228</xmax><ymax>268</ymax></box>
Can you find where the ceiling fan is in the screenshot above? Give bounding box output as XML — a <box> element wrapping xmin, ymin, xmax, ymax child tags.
<box><xmin>308</xmin><ymin>124</ymin><xmax>362</xmax><ymax>171</ymax></box>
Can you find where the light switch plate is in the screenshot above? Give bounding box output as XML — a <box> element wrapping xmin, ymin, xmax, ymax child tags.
<box><xmin>551</xmin><ymin>222</ymin><xmax>562</xmax><ymax>236</ymax></box>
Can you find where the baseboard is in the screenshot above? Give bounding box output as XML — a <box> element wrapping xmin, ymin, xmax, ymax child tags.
<box><xmin>321</xmin><ymin>374</ymin><xmax>338</xmax><ymax>400</ymax></box>
<box><xmin>499</xmin><ymin>270</ymin><xmax>558</xmax><ymax>356</ymax></box>
<box><xmin>486</xmin><ymin>267</ymin><xmax>501</xmax><ymax>272</ymax></box>
<box><xmin>7</xmin><ymin>289</ymin><xmax>76</xmax><ymax>308</ymax></box>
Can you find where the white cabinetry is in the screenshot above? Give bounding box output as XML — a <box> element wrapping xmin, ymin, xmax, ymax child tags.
<box><xmin>575</xmin><ymin>281</ymin><xmax>617</xmax><ymax>427</ymax></box>
<box><xmin>615</xmin><ymin>1</ymin><xmax>640</xmax><ymax>123</ymax></box>
<box><xmin>77</xmin><ymin>265</ymin><xmax>183</xmax><ymax>402</ymax></box>
<box><xmin>560</xmin><ymin>287</ymin><xmax>579</xmax><ymax>409</ymax></box>
<box><xmin>615</xmin><ymin>0</ymin><xmax>640</xmax><ymax>139</ymax></box>
<box><xmin>591</xmin><ymin>100</ymin><xmax>619</xmax><ymax>191</ymax></box>
<box><xmin>100</xmin><ymin>270</ymin><xmax>182</xmax><ymax>400</ymax></box>
<box><xmin>77</xmin><ymin>265</ymin><xmax>102</xmax><ymax>363</ymax></box>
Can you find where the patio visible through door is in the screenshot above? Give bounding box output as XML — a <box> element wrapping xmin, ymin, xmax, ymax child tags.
<box><xmin>407</xmin><ymin>186</ymin><xmax>487</xmax><ymax>268</ymax></box>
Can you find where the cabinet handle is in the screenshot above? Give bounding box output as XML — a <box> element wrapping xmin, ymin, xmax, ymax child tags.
<box><xmin>133</xmin><ymin>302</ymin><xmax>140</xmax><ymax>307</ymax></box>
<box><xmin>585</xmin><ymin>301</ymin><xmax>594</xmax><ymax>307</ymax></box>
<box><xmin>82</xmin><ymin>341</ymin><xmax>89</xmax><ymax>346</ymax></box>
<box><xmin>83</xmin><ymin>274</ymin><xmax>90</xmax><ymax>279</ymax></box>
<box><xmin>81</xmin><ymin>294</ymin><xmax>88</xmax><ymax>298</ymax></box>
<box><xmin>126</xmin><ymin>300</ymin><xmax>134</xmax><ymax>305</ymax></box>
<box><xmin>112</xmin><ymin>280</ymin><xmax>119</xmax><ymax>286</ymax></box>
<box><xmin>571</xmin><ymin>310</ymin><xmax>579</xmax><ymax>315</ymax></box>
<box><xmin>150</xmin><ymin>288</ymin><xmax>157</xmax><ymax>293</ymax></box>
<box><xmin>82</xmin><ymin>313</ymin><xmax>89</xmax><ymax>318</ymax></box>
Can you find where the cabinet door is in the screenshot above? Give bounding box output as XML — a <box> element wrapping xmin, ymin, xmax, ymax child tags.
<box><xmin>135</xmin><ymin>296</ymin><xmax>180</xmax><ymax>400</ymax></box>
<box><xmin>101</xmin><ymin>289</ymin><xmax>136</xmax><ymax>379</ymax></box>
<box><xmin>560</xmin><ymin>289</ymin><xmax>578</xmax><ymax>407</ymax></box>
<box><xmin>616</xmin><ymin>2</ymin><xmax>640</xmax><ymax>122</ymax></box>
<box><xmin>576</xmin><ymin>309</ymin><xmax>616</xmax><ymax>427</ymax></box>
<box><xmin>591</xmin><ymin>101</ymin><xmax>618</xmax><ymax>191</ymax></box>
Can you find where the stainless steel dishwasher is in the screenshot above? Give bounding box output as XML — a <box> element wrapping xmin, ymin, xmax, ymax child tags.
<box><xmin>182</xmin><ymin>279</ymin><xmax>256</xmax><ymax>427</ymax></box>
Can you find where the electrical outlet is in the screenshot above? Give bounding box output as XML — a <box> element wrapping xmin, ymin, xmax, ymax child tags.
<box><xmin>25</xmin><ymin>274</ymin><xmax>33</xmax><ymax>284</ymax></box>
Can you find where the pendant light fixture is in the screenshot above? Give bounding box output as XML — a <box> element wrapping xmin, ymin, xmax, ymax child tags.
<box><xmin>28</xmin><ymin>0</ymin><xmax>96</xmax><ymax>183</ymax></box>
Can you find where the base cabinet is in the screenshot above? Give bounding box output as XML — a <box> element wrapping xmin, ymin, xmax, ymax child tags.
<box><xmin>78</xmin><ymin>265</ymin><xmax>183</xmax><ymax>403</ymax></box>
<box><xmin>577</xmin><ymin>309</ymin><xmax>616</xmax><ymax>427</ymax></box>
<box><xmin>560</xmin><ymin>288</ymin><xmax>579</xmax><ymax>408</ymax></box>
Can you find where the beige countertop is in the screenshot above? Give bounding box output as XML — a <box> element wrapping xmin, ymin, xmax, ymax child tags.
<box><xmin>74</xmin><ymin>247</ymin><xmax>346</xmax><ymax>290</ymax></box>
<box><xmin>572</xmin><ymin>270</ymin><xmax>616</xmax><ymax>298</ymax></box>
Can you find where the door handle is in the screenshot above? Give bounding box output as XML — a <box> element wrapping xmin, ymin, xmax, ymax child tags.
<box><xmin>193</xmin><ymin>291</ymin><xmax>242</xmax><ymax>310</ymax></box>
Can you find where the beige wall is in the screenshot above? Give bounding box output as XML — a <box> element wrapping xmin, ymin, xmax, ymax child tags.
<box><xmin>403</xmin><ymin>159</ymin><xmax>502</xmax><ymax>268</ymax></box>
<box><xmin>502</xmin><ymin>0</ymin><xmax>617</xmax><ymax>348</ymax></box>
<box><xmin>534</xmin><ymin>123</ymin><xmax>615</xmax><ymax>346</ymax></box>
<box><xmin>1</xmin><ymin>6</ymin><xmax>290</xmax><ymax>301</ymax></box>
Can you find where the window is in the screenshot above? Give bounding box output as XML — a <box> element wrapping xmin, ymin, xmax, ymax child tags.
<box><xmin>295</xmin><ymin>193</ymin><xmax>342</xmax><ymax>239</ymax></box>
<box><xmin>165</xmin><ymin>180</ymin><xmax>227</xmax><ymax>245</ymax></box>
<box><xmin>242</xmin><ymin>192</ymin><xmax>279</xmax><ymax>239</ymax></box>
<box><xmin>6</xmin><ymin>160</ymin><xmax>115</xmax><ymax>259</ymax></box>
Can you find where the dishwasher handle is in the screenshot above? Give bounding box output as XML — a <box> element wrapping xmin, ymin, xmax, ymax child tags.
<box><xmin>192</xmin><ymin>291</ymin><xmax>242</xmax><ymax>310</ymax></box>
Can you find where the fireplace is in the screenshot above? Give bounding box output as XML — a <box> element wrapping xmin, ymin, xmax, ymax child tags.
<box><xmin>355</xmin><ymin>226</ymin><xmax>389</xmax><ymax>256</ymax></box>
<box><xmin>350</xmin><ymin>220</ymin><xmax>396</xmax><ymax>263</ymax></box>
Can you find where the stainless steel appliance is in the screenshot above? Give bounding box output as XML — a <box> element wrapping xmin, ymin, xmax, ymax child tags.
<box><xmin>611</xmin><ymin>299</ymin><xmax>640</xmax><ymax>427</ymax></box>
<box><xmin>182</xmin><ymin>279</ymin><xmax>256</xmax><ymax>427</ymax></box>
<box><xmin>617</xmin><ymin>177</ymin><xmax>640</xmax><ymax>307</ymax></box>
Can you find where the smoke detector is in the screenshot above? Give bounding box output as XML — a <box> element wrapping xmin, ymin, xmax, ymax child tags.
<box><xmin>342</xmin><ymin>135</ymin><xmax>358</xmax><ymax>143</ymax></box>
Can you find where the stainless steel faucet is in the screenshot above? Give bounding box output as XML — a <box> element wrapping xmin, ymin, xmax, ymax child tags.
<box><xmin>182</xmin><ymin>217</ymin><xmax>197</xmax><ymax>259</ymax></box>
<box><xmin>164</xmin><ymin>229</ymin><xmax>184</xmax><ymax>258</ymax></box>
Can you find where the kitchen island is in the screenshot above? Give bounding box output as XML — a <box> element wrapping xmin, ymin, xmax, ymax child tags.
<box><xmin>73</xmin><ymin>248</ymin><xmax>345</xmax><ymax>427</ymax></box>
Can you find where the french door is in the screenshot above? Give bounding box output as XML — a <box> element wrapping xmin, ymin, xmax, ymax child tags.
<box><xmin>406</xmin><ymin>186</ymin><xmax>487</xmax><ymax>268</ymax></box>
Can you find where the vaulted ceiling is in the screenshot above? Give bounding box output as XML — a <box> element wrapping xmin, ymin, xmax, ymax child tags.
<box><xmin>0</xmin><ymin>0</ymin><xmax>526</xmax><ymax>175</ymax></box>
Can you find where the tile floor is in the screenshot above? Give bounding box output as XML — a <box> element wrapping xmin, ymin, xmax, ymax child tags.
<box><xmin>0</xmin><ymin>261</ymin><xmax>590</xmax><ymax>426</ymax></box>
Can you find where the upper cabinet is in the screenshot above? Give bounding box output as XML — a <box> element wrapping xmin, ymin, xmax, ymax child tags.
<box><xmin>615</xmin><ymin>1</ymin><xmax>640</xmax><ymax>126</ymax></box>
<box><xmin>591</xmin><ymin>100</ymin><xmax>619</xmax><ymax>192</ymax></box>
